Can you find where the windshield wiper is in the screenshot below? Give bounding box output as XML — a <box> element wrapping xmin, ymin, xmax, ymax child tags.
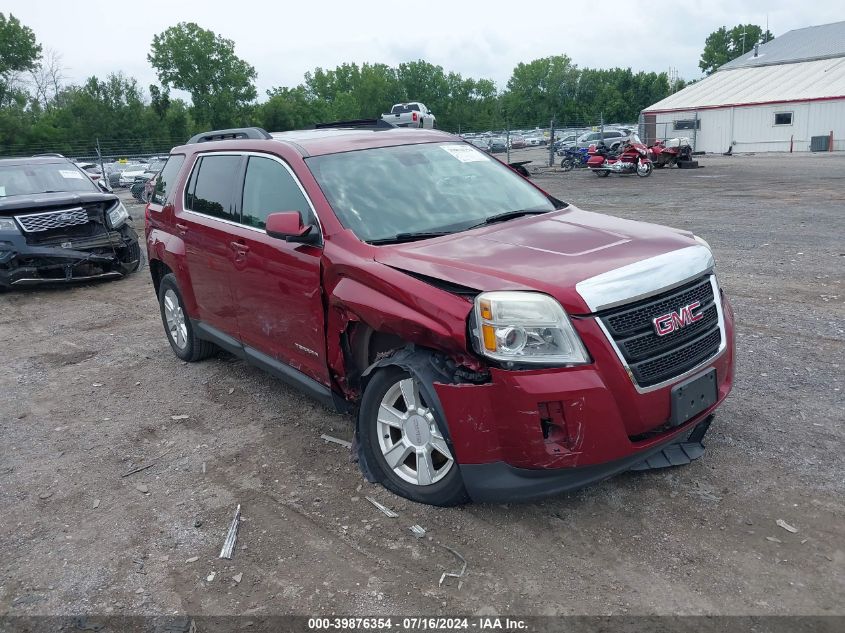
<box><xmin>368</xmin><ymin>231</ymin><xmax>453</xmax><ymax>245</ymax></box>
<box><xmin>470</xmin><ymin>209</ymin><xmax>551</xmax><ymax>229</ymax></box>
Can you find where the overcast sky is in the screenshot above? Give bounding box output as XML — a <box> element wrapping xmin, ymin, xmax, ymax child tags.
<box><xmin>6</xmin><ymin>0</ymin><xmax>844</xmax><ymax>101</ymax></box>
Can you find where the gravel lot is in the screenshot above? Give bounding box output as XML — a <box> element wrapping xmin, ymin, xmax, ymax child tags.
<box><xmin>1</xmin><ymin>152</ymin><xmax>843</xmax><ymax>618</ymax></box>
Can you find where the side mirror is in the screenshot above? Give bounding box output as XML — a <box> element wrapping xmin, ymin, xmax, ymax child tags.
<box><xmin>266</xmin><ymin>211</ymin><xmax>320</xmax><ymax>245</ymax></box>
<box><xmin>97</xmin><ymin>179</ymin><xmax>112</xmax><ymax>193</ymax></box>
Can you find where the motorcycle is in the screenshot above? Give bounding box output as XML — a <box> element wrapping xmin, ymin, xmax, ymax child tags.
<box><xmin>559</xmin><ymin>147</ymin><xmax>589</xmax><ymax>171</ymax></box>
<box><xmin>649</xmin><ymin>137</ymin><xmax>692</xmax><ymax>168</ymax></box>
<box><xmin>586</xmin><ymin>134</ymin><xmax>653</xmax><ymax>178</ymax></box>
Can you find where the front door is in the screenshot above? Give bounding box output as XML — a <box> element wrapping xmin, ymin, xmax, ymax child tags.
<box><xmin>229</xmin><ymin>154</ymin><xmax>328</xmax><ymax>386</ymax></box>
<box><xmin>176</xmin><ymin>153</ymin><xmax>244</xmax><ymax>337</ymax></box>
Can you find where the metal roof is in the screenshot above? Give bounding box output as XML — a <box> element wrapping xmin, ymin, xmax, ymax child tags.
<box><xmin>644</xmin><ymin>56</ymin><xmax>845</xmax><ymax>113</ymax></box>
<box><xmin>722</xmin><ymin>20</ymin><xmax>845</xmax><ymax>69</ymax></box>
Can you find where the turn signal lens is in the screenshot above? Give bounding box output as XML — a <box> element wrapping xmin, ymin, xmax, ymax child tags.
<box><xmin>481</xmin><ymin>324</ymin><xmax>497</xmax><ymax>351</ymax></box>
<box><xmin>479</xmin><ymin>299</ymin><xmax>493</xmax><ymax>320</ymax></box>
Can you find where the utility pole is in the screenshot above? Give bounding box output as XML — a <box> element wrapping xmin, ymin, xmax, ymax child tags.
<box><xmin>96</xmin><ymin>138</ymin><xmax>108</xmax><ymax>190</ymax></box>
<box><xmin>548</xmin><ymin>118</ymin><xmax>555</xmax><ymax>167</ymax></box>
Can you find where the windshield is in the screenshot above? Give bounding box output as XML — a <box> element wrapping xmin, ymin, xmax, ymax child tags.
<box><xmin>0</xmin><ymin>162</ymin><xmax>97</xmax><ymax>197</ymax></box>
<box><xmin>307</xmin><ymin>142</ymin><xmax>557</xmax><ymax>243</ymax></box>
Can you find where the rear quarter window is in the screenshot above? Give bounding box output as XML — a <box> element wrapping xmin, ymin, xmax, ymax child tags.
<box><xmin>152</xmin><ymin>155</ymin><xmax>185</xmax><ymax>205</ymax></box>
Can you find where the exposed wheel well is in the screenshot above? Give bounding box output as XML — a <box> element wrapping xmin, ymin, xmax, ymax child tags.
<box><xmin>149</xmin><ymin>259</ymin><xmax>172</xmax><ymax>295</ymax></box>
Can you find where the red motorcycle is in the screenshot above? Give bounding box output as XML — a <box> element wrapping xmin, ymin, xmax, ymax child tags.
<box><xmin>587</xmin><ymin>134</ymin><xmax>653</xmax><ymax>178</ymax></box>
<box><xmin>648</xmin><ymin>137</ymin><xmax>693</xmax><ymax>168</ymax></box>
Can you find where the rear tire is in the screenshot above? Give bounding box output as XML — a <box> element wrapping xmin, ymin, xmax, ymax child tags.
<box><xmin>157</xmin><ymin>273</ymin><xmax>216</xmax><ymax>362</ymax></box>
<box><xmin>560</xmin><ymin>159</ymin><xmax>574</xmax><ymax>171</ymax></box>
<box><xmin>595</xmin><ymin>170</ymin><xmax>610</xmax><ymax>177</ymax></box>
<box><xmin>359</xmin><ymin>365</ymin><xmax>469</xmax><ymax>506</ymax></box>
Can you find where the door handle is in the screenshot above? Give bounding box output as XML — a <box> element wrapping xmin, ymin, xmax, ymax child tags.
<box><xmin>175</xmin><ymin>223</ymin><xmax>188</xmax><ymax>235</ymax></box>
<box><xmin>229</xmin><ymin>241</ymin><xmax>250</xmax><ymax>254</ymax></box>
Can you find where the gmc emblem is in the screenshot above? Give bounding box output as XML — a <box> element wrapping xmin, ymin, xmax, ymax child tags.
<box><xmin>653</xmin><ymin>301</ymin><xmax>704</xmax><ymax>336</ymax></box>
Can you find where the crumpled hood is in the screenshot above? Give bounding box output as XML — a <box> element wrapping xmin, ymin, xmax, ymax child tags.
<box><xmin>374</xmin><ymin>205</ymin><xmax>698</xmax><ymax>314</ymax></box>
<box><xmin>0</xmin><ymin>191</ymin><xmax>118</xmax><ymax>214</ymax></box>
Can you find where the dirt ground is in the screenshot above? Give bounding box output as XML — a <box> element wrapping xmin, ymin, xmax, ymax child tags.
<box><xmin>1</xmin><ymin>152</ymin><xmax>843</xmax><ymax>618</ymax></box>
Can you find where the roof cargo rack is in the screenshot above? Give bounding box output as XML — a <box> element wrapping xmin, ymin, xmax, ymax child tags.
<box><xmin>313</xmin><ymin>119</ymin><xmax>396</xmax><ymax>130</ymax></box>
<box><xmin>32</xmin><ymin>152</ymin><xmax>66</xmax><ymax>158</ymax></box>
<box><xmin>187</xmin><ymin>127</ymin><xmax>272</xmax><ymax>144</ymax></box>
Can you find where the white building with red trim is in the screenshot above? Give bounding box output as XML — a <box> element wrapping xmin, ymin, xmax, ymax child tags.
<box><xmin>642</xmin><ymin>21</ymin><xmax>845</xmax><ymax>153</ymax></box>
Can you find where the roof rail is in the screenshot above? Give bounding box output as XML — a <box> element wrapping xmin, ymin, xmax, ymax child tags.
<box><xmin>313</xmin><ymin>119</ymin><xmax>396</xmax><ymax>130</ymax></box>
<box><xmin>186</xmin><ymin>127</ymin><xmax>272</xmax><ymax>144</ymax></box>
<box><xmin>32</xmin><ymin>152</ymin><xmax>66</xmax><ymax>158</ymax></box>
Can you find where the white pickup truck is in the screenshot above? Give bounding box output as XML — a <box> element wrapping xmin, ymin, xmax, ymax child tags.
<box><xmin>381</xmin><ymin>102</ymin><xmax>436</xmax><ymax>128</ymax></box>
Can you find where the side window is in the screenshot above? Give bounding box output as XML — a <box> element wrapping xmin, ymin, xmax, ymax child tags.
<box><xmin>241</xmin><ymin>156</ymin><xmax>315</xmax><ymax>230</ymax></box>
<box><xmin>185</xmin><ymin>155</ymin><xmax>241</xmax><ymax>223</ymax></box>
<box><xmin>774</xmin><ymin>112</ymin><xmax>793</xmax><ymax>126</ymax></box>
<box><xmin>152</xmin><ymin>154</ymin><xmax>185</xmax><ymax>205</ymax></box>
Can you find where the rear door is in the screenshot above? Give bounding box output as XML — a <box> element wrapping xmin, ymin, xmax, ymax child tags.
<box><xmin>228</xmin><ymin>154</ymin><xmax>329</xmax><ymax>386</ymax></box>
<box><xmin>176</xmin><ymin>153</ymin><xmax>244</xmax><ymax>337</ymax></box>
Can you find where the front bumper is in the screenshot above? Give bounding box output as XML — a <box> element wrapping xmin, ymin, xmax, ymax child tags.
<box><xmin>0</xmin><ymin>225</ymin><xmax>139</xmax><ymax>288</ymax></box>
<box><xmin>461</xmin><ymin>416</ymin><xmax>712</xmax><ymax>503</ymax></box>
<box><xmin>434</xmin><ymin>293</ymin><xmax>735</xmax><ymax>502</ymax></box>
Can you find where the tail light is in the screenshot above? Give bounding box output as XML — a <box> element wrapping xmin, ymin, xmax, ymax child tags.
<box><xmin>412</xmin><ymin>112</ymin><xmax>418</xmax><ymax>122</ymax></box>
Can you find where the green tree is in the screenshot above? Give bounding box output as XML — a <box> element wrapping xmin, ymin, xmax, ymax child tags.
<box><xmin>0</xmin><ymin>13</ymin><xmax>42</xmax><ymax>104</ymax></box>
<box><xmin>502</xmin><ymin>55</ymin><xmax>579</xmax><ymax>125</ymax></box>
<box><xmin>148</xmin><ymin>22</ymin><xmax>257</xmax><ymax>129</ymax></box>
<box><xmin>699</xmin><ymin>24</ymin><xmax>774</xmax><ymax>75</ymax></box>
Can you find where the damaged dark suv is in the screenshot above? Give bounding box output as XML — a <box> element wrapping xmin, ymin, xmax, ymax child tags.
<box><xmin>0</xmin><ymin>155</ymin><xmax>140</xmax><ymax>289</ymax></box>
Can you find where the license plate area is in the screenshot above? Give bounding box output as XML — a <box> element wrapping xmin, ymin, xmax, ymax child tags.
<box><xmin>670</xmin><ymin>368</ymin><xmax>717</xmax><ymax>427</ymax></box>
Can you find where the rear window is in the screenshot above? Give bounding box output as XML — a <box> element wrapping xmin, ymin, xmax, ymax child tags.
<box><xmin>152</xmin><ymin>155</ymin><xmax>185</xmax><ymax>205</ymax></box>
<box><xmin>0</xmin><ymin>162</ymin><xmax>97</xmax><ymax>197</ymax></box>
<box><xmin>391</xmin><ymin>104</ymin><xmax>421</xmax><ymax>114</ymax></box>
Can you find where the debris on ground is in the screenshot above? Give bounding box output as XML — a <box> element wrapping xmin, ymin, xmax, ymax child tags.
<box><xmin>219</xmin><ymin>504</ymin><xmax>241</xmax><ymax>559</ymax></box>
<box><xmin>776</xmin><ymin>519</ymin><xmax>798</xmax><ymax>533</ymax></box>
<box><xmin>92</xmin><ymin>499</ymin><xmax>100</xmax><ymax>509</ymax></box>
<box><xmin>232</xmin><ymin>573</ymin><xmax>243</xmax><ymax>584</ymax></box>
<box><xmin>766</xmin><ymin>536</ymin><xmax>783</xmax><ymax>543</ymax></box>
<box><xmin>410</xmin><ymin>525</ymin><xmax>426</xmax><ymax>538</ymax></box>
<box><xmin>438</xmin><ymin>545</ymin><xmax>467</xmax><ymax>589</ymax></box>
<box><xmin>365</xmin><ymin>496</ymin><xmax>398</xmax><ymax>518</ymax></box>
<box><xmin>320</xmin><ymin>433</ymin><xmax>352</xmax><ymax>449</ymax></box>
<box><xmin>185</xmin><ymin>556</ymin><xmax>199</xmax><ymax>564</ymax></box>
<box><xmin>134</xmin><ymin>483</ymin><xmax>149</xmax><ymax>494</ymax></box>
<box><xmin>38</xmin><ymin>491</ymin><xmax>52</xmax><ymax>499</ymax></box>
<box><xmin>121</xmin><ymin>448</ymin><xmax>173</xmax><ymax>478</ymax></box>
<box><xmin>171</xmin><ymin>414</ymin><xmax>190</xmax><ymax>421</ymax></box>
<box><xmin>206</xmin><ymin>572</ymin><xmax>216</xmax><ymax>582</ymax></box>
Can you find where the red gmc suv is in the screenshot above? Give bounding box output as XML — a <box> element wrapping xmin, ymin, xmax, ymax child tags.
<box><xmin>145</xmin><ymin>123</ymin><xmax>735</xmax><ymax>506</ymax></box>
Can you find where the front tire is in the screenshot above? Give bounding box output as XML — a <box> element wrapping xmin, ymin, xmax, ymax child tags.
<box><xmin>359</xmin><ymin>366</ymin><xmax>469</xmax><ymax>506</ymax></box>
<box><xmin>157</xmin><ymin>273</ymin><xmax>216</xmax><ymax>362</ymax></box>
<box><xmin>637</xmin><ymin>161</ymin><xmax>654</xmax><ymax>177</ymax></box>
<box><xmin>560</xmin><ymin>159</ymin><xmax>574</xmax><ymax>171</ymax></box>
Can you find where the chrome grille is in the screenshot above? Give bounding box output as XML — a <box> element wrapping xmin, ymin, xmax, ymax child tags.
<box><xmin>14</xmin><ymin>208</ymin><xmax>89</xmax><ymax>233</ymax></box>
<box><xmin>599</xmin><ymin>276</ymin><xmax>723</xmax><ymax>388</ymax></box>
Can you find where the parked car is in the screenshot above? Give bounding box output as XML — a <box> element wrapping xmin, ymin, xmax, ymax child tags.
<box><xmin>381</xmin><ymin>102</ymin><xmax>436</xmax><ymax>129</ymax></box>
<box><xmin>508</xmin><ymin>135</ymin><xmax>526</xmax><ymax>149</ymax></box>
<box><xmin>488</xmin><ymin>137</ymin><xmax>507</xmax><ymax>153</ymax></box>
<box><xmin>524</xmin><ymin>135</ymin><xmax>546</xmax><ymax>147</ymax></box>
<box><xmin>469</xmin><ymin>138</ymin><xmax>491</xmax><ymax>152</ymax></box>
<box><xmin>146</xmin><ymin>124</ymin><xmax>735</xmax><ymax>506</ymax></box>
<box><xmin>576</xmin><ymin>130</ymin><xmax>631</xmax><ymax>151</ymax></box>
<box><xmin>119</xmin><ymin>164</ymin><xmax>149</xmax><ymax>187</ymax></box>
<box><xmin>0</xmin><ymin>155</ymin><xmax>140</xmax><ymax>289</ymax></box>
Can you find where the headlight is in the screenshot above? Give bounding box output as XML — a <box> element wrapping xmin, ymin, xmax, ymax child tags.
<box><xmin>0</xmin><ymin>217</ymin><xmax>20</xmax><ymax>233</ymax></box>
<box><xmin>472</xmin><ymin>291</ymin><xmax>590</xmax><ymax>365</ymax></box>
<box><xmin>108</xmin><ymin>202</ymin><xmax>129</xmax><ymax>228</ymax></box>
<box><xmin>693</xmin><ymin>234</ymin><xmax>712</xmax><ymax>251</ymax></box>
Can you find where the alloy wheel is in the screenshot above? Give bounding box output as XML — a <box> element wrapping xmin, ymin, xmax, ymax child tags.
<box><xmin>163</xmin><ymin>288</ymin><xmax>188</xmax><ymax>350</ymax></box>
<box><xmin>376</xmin><ymin>377</ymin><xmax>454</xmax><ymax>486</ymax></box>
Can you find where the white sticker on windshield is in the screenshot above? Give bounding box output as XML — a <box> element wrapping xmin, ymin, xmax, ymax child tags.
<box><xmin>440</xmin><ymin>144</ymin><xmax>489</xmax><ymax>163</ymax></box>
<box><xmin>59</xmin><ymin>170</ymin><xmax>84</xmax><ymax>179</ymax></box>
<box><xmin>0</xmin><ymin>186</ymin><xmax>5</xmax><ymax>197</ymax></box>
